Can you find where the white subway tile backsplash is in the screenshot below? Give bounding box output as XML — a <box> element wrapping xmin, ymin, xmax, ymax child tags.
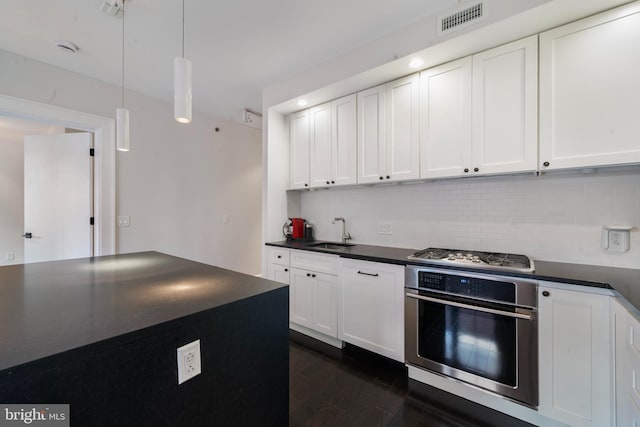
<box><xmin>300</xmin><ymin>169</ymin><xmax>640</xmax><ymax>269</ymax></box>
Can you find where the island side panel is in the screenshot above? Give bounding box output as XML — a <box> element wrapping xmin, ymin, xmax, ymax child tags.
<box><xmin>0</xmin><ymin>286</ymin><xmax>289</xmax><ymax>427</ymax></box>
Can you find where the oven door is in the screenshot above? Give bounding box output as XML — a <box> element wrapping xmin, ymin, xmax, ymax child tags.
<box><xmin>405</xmin><ymin>288</ymin><xmax>538</xmax><ymax>407</ymax></box>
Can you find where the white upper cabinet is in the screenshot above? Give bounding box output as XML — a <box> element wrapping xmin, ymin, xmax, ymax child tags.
<box><xmin>471</xmin><ymin>35</ymin><xmax>538</xmax><ymax>176</ymax></box>
<box><xmin>539</xmin><ymin>3</ymin><xmax>640</xmax><ymax>171</ymax></box>
<box><xmin>309</xmin><ymin>95</ymin><xmax>357</xmax><ymax>188</ymax></box>
<box><xmin>420</xmin><ymin>57</ymin><xmax>472</xmax><ymax>178</ymax></box>
<box><xmin>385</xmin><ymin>74</ymin><xmax>420</xmax><ymax>181</ymax></box>
<box><xmin>331</xmin><ymin>95</ymin><xmax>357</xmax><ymax>186</ymax></box>
<box><xmin>357</xmin><ymin>85</ymin><xmax>386</xmax><ymax>184</ymax></box>
<box><xmin>289</xmin><ymin>109</ymin><xmax>310</xmax><ymax>189</ymax></box>
<box><xmin>419</xmin><ymin>37</ymin><xmax>537</xmax><ymax>179</ymax></box>
<box><xmin>358</xmin><ymin>74</ymin><xmax>420</xmax><ymax>184</ymax></box>
<box><xmin>309</xmin><ymin>103</ymin><xmax>332</xmax><ymax>187</ymax></box>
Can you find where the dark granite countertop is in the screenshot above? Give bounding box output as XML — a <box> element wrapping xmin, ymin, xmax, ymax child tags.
<box><xmin>0</xmin><ymin>251</ymin><xmax>286</xmax><ymax>372</ymax></box>
<box><xmin>267</xmin><ymin>240</ymin><xmax>640</xmax><ymax>314</ymax></box>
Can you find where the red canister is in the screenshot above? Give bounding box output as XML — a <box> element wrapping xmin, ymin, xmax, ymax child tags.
<box><xmin>291</xmin><ymin>218</ymin><xmax>305</xmax><ymax>239</ymax></box>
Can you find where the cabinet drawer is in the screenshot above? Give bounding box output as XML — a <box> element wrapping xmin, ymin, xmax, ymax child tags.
<box><xmin>290</xmin><ymin>250</ymin><xmax>339</xmax><ymax>275</ymax></box>
<box><xmin>268</xmin><ymin>247</ymin><xmax>290</xmax><ymax>266</ymax></box>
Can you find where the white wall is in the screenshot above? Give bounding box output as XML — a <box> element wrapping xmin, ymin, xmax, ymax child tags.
<box><xmin>0</xmin><ymin>49</ymin><xmax>262</xmax><ymax>275</ymax></box>
<box><xmin>0</xmin><ymin>136</ymin><xmax>24</xmax><ymax>265</ymax></box>
<box><xmin>300</xmin><ymin>169</ymin><xmax>640</xmax><ymax>269</ymax></box>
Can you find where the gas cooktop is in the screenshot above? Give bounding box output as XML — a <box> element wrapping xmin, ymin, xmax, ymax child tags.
<box><xmin>407</xmin><ymin>247</ymin><xmax>535</xmax><ymax>273</ymax></box>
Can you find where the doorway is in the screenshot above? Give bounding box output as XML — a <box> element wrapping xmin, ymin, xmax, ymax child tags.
<box><xmin>0</xmin><ymin>117</ymin><xmax>96</xmax><ymax>265</ymax></box>
<box><xmin>0</xmin><ymin>94</ymin><xmax>116</xmax><ymax>265</ymax></box>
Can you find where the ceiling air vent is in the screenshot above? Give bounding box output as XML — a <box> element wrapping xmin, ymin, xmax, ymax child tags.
<box><xmin>437</xmin><ymin>1</ymin><xmax>487</xmax><ymax>37</ymax></box>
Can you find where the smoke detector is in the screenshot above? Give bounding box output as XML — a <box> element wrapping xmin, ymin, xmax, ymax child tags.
<box><xmin>100</xmin><ymin>0</ymin><xmax>125</xmax><ymax>18</ymax></box>
<box><xmin>55</xmin><ymin>40</ymin><xmax>79</xmax><ymax>54</ymax></box>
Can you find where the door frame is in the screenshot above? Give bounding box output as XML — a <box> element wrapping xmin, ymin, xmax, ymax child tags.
<box><xmin>0</xmin><ymin>94</ymin><xmax>116</xmax><ymax>257</ymax></box>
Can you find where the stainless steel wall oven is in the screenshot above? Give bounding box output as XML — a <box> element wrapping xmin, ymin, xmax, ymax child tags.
<box><xmin>405</xmin><ymin>265</ymin><xmax>538</xmax><ymax>407</ymax></box>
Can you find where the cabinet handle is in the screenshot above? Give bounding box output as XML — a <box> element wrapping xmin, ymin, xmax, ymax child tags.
<box><xmin>386</xmin><ymin>175</ymin><xmax>390</xmax><ymax>179</ymax></box>
<box><xmin>542</xmin><ymin>290</ymin><xmax>550</xmax><ymax>297</ymax></box>
<box><xmin>473</xmin><ymin>167</ymin><xmax>479</xmax><ymax>172</ymax></box>
<box><xmin>277</xmin><ymin>255</ymin><xmax>281</xmax><ymax>259</ymax></box>
<box><xmin>284</xmin><ymin>268</ymin><xmax>288</xmax><ymax>272</ymax></box>
<box><xmin>379</xmin><ymin>176</ymin><xmax>384</xmax><ymax>180</ymax></box>
<box><xmin>304</xmin><ymin>183</ymin><xmax>308</xmax><ymax>187</ymax></box>
<box><xmin>357</xmin><ymin>271</ymin><xmax>379</xmax><ymax>277</ymax></box>
<box><xmin>306</xmin><ymin>273</ymin><xmax>310</xmax><ymax>277</ymax></box>
<box><xmin>326</xmin><ymin>181</ymin><xmax>330</xmax><ymax>184</ymax></box>
<box><xmin>312</xmin><ymin>274</ymin><xmax>316</xmax><ymax>278</ymax></box>
<box><xmin>331</xmin><ymin>180</ymin><xmax>335</xmax><ymax>184</ymax></box>
<box><xmin>464</xmin><ymin>168</ymin><xmax>469</xmax><ymax>173</ymax></box>
<box><xmin>543</xmin><ymin>161</ymin><xmax>550</xmax><ymax>167</ymax></box>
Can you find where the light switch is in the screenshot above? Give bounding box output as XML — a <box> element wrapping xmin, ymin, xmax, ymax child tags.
<box><xmin>117</xmin><ymin>215</ymin><xmax>130</xmax><ymax>227</ymax></box>
<box><xmin>222</xmin><ymin>214</ymin><xmax>230</xmax><ymax>224</ymax></box>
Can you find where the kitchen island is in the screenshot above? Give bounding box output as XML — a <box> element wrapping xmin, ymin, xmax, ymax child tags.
<box><xmin>0</xmin><ymin>251</ymin><xmax>289</xmax><ymax>426</ymax></box>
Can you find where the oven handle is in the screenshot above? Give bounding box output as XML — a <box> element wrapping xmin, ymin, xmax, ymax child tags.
<box><xmin>406</xmin><ymin>293</ymin><xmax>535</xmax><ymax>321</ymax></box>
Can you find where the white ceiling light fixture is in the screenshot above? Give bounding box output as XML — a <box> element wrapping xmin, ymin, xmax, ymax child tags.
<box><xmin>116</xmin><ymin>0</ymin><xmax>129</xmax><ymax>152</ymax></box>
<box><xmin>174</xmin><ymin>0</ymin><xmax>192</xmax><ymax>124</ymax></box>
<box><xmin>408</xmin><ymin>58</ymin><xmax>423</xmax><ymax>69</ymax></box>
<box><xmin>297</xmin><ymin>99</ymin><xmax>308</xmax><ymax>107</ymax></box>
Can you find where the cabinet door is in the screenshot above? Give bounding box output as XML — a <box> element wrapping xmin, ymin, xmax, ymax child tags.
<box><xmin>289</xmin><ymin>268</ymin><xmax>314</xmax><ymax>329</ymax></box>
<box><xmin>313</xmin><ymin>272</ymin><xmax>338</xmax><ymax>338</ymax></box>
<box><xmin>331</xmin><ymin>94</ymin><xmax>357</xmax><ymax>186</ymax></box>
<box><xmin>420</xmin><ymin>57</ymin><xmax>472</xmax><ymax>179</ymax></box>
<box><xmin>614</xmin><ymin>299</ymin><xmax>640</xmax><ymax>427</ymax></box>
<box><xmin>268</xmin><ymin>264</ymin><xmax>290</xmax><ymax>285</ymax></box>
<box><xmin>340</xmin><ymin>260</ymin><xmax>404</xmax><ymax>362</ymax></box>
<box><xmin>309</xmin><ymin>103</ymin><xmax>332</xmax><ymax>188</ymax></box>
<box><xmin>472</xmin><ymin>35</ymin><xmax>538</xmax><ymax>176</ymax></box>
<box><xmin>289</xmin><ymin>109</ymin><xmax>310</xmax><ymax>189</ymax></box>
<box><xmin>357</xmin><ymin>85</ymin><xmax>386</xmax><ymax>184</ymax></box>
<box><xmin>538</xmin><ymin>285</ymin><xmax>612</xmax><ymax>427</ymax></box>
<box><xmin>539</xmin><ymin>4</ymin><xmax>640</xmax><ymax>171</ymax></box>
<box><xmin>386</xmin><ymin>74</ymin><xmax>420</xmax><ymax>181</ymax></box>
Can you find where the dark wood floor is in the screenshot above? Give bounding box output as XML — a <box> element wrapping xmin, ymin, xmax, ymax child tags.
<box><xmin>289</xmin><ymin>333</ymin><xmax>533</xmax><ymax>427</ymax></box>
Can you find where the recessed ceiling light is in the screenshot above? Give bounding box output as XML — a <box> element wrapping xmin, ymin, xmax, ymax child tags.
<box><xmin>55</xmin><ymin>40</ymin><xmax>79</xmax><ymax>54</ymax></box>
<box><xmin>409</xmin><ymin>58</ymin><xmax>423</xmax><ymax>69</ymax></box>
<box><xmin>297</xmin><ymin>99</ymin><xmax>308</xmax><ymax>107</ymax></box>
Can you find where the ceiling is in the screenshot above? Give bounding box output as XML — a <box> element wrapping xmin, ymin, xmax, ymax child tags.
<box><xmin>0</xmin><ymin>0</ymin><xmax>459</xmax><ymax>121</ymax></box>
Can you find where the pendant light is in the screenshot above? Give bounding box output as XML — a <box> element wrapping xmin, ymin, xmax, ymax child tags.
<box><xmin>116</xmin><ymin>0</ymin><xmax>130</xmax><ymax>151</ymax></box>
<box><xmin>174</xmin><ymin>0</ymin><xmax>192</xmax><ymax>124</ymax></box>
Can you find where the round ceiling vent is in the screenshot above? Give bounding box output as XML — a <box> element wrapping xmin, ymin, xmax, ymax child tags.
<box><xmin>55</xmin><ymin>40</ymin><xmax>79</xmax><ymax>54</ymax></box>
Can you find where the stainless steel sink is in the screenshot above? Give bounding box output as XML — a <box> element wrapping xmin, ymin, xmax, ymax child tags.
<box><xmin>306</xmin><ymin>242</ymin><xmax>355</xmax><ymax>250</ymax></box>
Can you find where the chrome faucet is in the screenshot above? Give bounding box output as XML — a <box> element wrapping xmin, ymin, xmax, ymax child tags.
<box><xmin>332</xmin><ymin>217</ymin><xmax>352</xmax><ymax>244</ymax></box>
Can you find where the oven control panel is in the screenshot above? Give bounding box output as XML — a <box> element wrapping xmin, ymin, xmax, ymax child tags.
<box><xmin>418</xmin><ymin>271</ymin><xmax>515</xmax><ymax>303</ymax></box>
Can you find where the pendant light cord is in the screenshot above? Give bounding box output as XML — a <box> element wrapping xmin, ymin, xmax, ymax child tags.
<box><xmin>121</xmin><ymin>0</ymin><xmax>125</xmax><ymax>108</ymax></box>
<box><xmin>182</xmin><ymin>0</ymin><xmax>185</xmax><ymax>58</ymax></box>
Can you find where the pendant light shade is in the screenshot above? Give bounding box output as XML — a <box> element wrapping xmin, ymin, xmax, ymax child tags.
<box><xmin>116</xmin><ymin>0</ymin><xmax>130</xmax><ymax>151</ymax></box>
<box><xmin>116</xmin><ymin>107</ymin><xmax>130</xmax><ymax>151</ymax></box>
<box><xmin>174</xmin><ymin>57</ymin><xmax>192</xmax><ymax>123</ymax></box>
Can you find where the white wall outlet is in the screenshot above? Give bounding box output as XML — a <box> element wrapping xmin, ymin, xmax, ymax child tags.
<box><xmin>602</xmin><ymin>226</ymin><xmax>632</xmax><ymax>253</ymax></box>
<box><xmin>222</xmin><ymin>214</ymin><xmax>230</xmax><ymax>224</ymax></box>
<box><xmin>177</xmin><ymin>339</ymin><xmax>202</xmax><ymax>384</ymax></box>
<box><xmin>117</xmin><ymin>215</ymin><xmax>130</xmax><ymax>227</ymax></box>
<box><xmin>377</xmin><ymin>222</ymin><xmax>393</xmax><ymax>235</ymax></box>
<box><xmin>6</xmin><ymin>252</ymin><xmax>14</xmax><ymax>261</ymax></box>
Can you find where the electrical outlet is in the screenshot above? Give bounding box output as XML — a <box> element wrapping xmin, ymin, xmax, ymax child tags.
<box><xmin>377</xmin><ymin>222</ymin><xmax>392</xmax><ymax>235</ymax></box>
<box><xmin>177</xmin><ymin>340</ymin><xmax>202</xmax><ymax>384</ymax></box>
<box><xmin>117</xmin><ymin>215</ymin><xmax>130</xmax><ymax>227</ymax></box>
<box><xmin>608</xmin><ymin>230</ymin><xmax>629</xmax><ymax>252</ymax></box>
<box><xmin>6</xmin><ymin>252</ymin><xmax>14</xmax><ymax>261</ymax></box>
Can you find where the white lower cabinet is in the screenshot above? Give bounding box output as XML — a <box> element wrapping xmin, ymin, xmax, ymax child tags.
<box><xmin>538</xmin><ymin>283</ymin><xmax>613</xmax><ymax>427</ymax></box>
<box><xmin>614</xmin><ymin>298</ymin><xmax>640</xmax><ymax>427</ymax></box>
<box><xmin>289</xmin><ymin>250</ymin><xmax>340</xmax><ymax>339</ymax></box>
<box><xmin>266</xmin><ymin>247</ymin><xmax>290</xmax><ymax>285</ymax></box>
<box><xmin>339</xmin><ymin>259</ymin><xmax>405</xmax><ymax>362</ymax></box>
